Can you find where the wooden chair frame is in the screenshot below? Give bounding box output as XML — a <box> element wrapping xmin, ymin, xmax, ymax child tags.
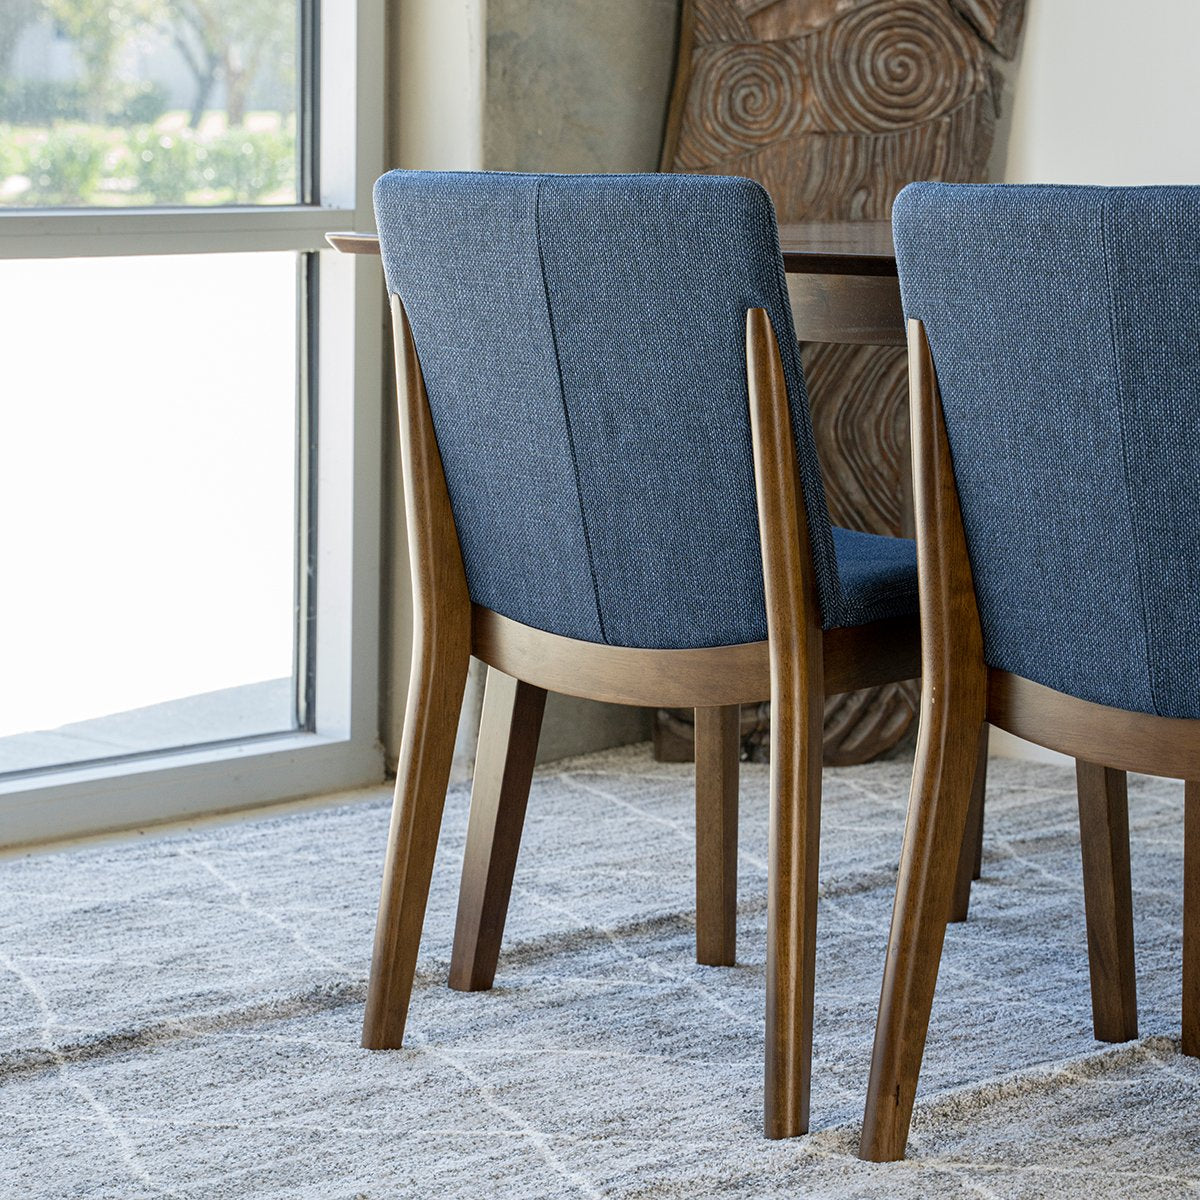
<box><xmin>363</xmin><ymin>294</ymin><xmax>973</xmax><ymax>1140</ymax></box>
<box><xmin>859</xmin><ymin>319</ymin><xmax>1200</xmax><ymax>1161</ymax></box>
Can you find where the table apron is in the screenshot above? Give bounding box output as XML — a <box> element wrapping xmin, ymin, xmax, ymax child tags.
<box><xmin>786</xmin><ymin>273</ymin><xmax>905</xmax><ymax>347</ymax></box>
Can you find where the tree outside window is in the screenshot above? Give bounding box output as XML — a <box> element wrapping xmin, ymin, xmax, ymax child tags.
<box><xmin>0</xmin><ymin>0</ymin><xmax>297</xmax><ymax>207</ymax></box>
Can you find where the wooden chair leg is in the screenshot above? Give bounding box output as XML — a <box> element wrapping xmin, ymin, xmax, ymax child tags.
<box><xmin>695</xmin><ymin>704</ymin><xmax>740</xmax><ymax>966</ymax></box>
<box><xmin>1185</xmin><ymin>780</ymin><xmax>1200</xmax><ymax>1057</ymax></box>
<box><xmin>449</xmin><ymin>669</ymin><xmax>547</xmax><ymax>991</ymax></box>
<box><xmin>362</xmin><ymin>629</ymin><xmax>470</xmax><ymax>1050</ymax></box>
<box><xmin>764</xmin><ymin>682</ymin><xmax>823</xmax><ymax>1138</ymax></box>
<box><xmin>860</xmin><ymin>714</ymin><xmax>984</xmax><ymax>1161</ymax></box>
<box><xmin>949</xmin><ymin>725</ymin><xmax>988</xmax><ymax>922</ymax></box>
<box><xmin>1076</xmin><ymin>760</ymin><xmax>1137</xmax><ymax>1042</ymax></box>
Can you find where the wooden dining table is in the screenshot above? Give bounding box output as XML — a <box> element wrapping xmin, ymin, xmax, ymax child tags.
<box><xmin>326</xmin><ymin>220</ymin><xmax>904</xmax><ymax>348</ymax></box>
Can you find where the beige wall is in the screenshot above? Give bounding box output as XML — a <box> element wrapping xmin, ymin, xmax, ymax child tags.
<box><xmin>484</xmin><ymin>0</ymin><xmax>679</xmax><ymax>172</ymax></box>
<box><xmin>999</xmin><ymin>0</ymin><xmax>1200</xmax><ymax>185</ymax></box>
<box><xmin>389</xmin><ymin>0</ymin><xmax>485</xmax><ymax>171</ymax></box>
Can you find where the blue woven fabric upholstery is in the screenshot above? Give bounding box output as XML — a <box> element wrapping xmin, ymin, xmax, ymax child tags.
<box><xmin>832</xmin><ymin>527</ymin><xmax>919</xmax><ymax>630</ymax></box>
<box><xmin>374</xmin><ymin>170</ymin><xmax>916</xmax><ymax>649</ymax></box>
<box><xmin>893</xmin><ymin>182</ymin><xmax>1200</xmax><ymax>718</ymax></box>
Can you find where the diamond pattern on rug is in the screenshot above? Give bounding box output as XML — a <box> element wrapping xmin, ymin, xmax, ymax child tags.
<box><xmin>1</xmin><ymin>746</ymin><xmax>1195</xmax><ymax>1198</ymax></box>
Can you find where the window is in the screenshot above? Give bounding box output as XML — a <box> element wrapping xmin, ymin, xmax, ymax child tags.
<box><xmin>0</xmin><ymin>1</ymin><xmax>385</xmax><ymax>844</ymax></box>
<box><xmin>1</xmin><ymin>1</ymin><xmax>302</xmax><ymax>209</ymax></box>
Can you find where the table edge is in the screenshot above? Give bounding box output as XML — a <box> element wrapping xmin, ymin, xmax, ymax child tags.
<box><xmin>324</xmin><ymin>232</ymin><xmax>899</xmax><ymax>276</ymax></box>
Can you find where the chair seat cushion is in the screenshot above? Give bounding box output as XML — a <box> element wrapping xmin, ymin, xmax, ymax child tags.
<box><xmin>830</xmin><ymin>527</ymin><xmax>918</xmax><ymax>629</ymax></box>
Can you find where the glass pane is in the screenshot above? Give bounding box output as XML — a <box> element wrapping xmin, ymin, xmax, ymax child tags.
<box><xmin>0</xmin><ymin>253</ymin><xmax>300</xmax><ymax>774</ymax></box>
<box><xmin>0</xmin><ymin>2</ymin><xmax>299</xmax><ymax>208</ymax></box>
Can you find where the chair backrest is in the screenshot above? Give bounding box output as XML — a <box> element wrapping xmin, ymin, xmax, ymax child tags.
<box><xmin>373</xmin><ymin>170</ymin><xmax>836</xmax><ymax>650</ymax></box>
<box><xmin>893</xmin><ymin>182</ymin><xmax>1200</xmax><ymax>719</ymax></box>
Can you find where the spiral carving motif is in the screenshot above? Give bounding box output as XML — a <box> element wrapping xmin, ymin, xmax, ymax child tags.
<box><xmin>691</xmin><ymin>0</ymin><xmax>752</xmax><ymax>45</ymax></box>
<box><xmin>811</xmin><ymin>0</ymin><xmax>981</xmax><ymax>133</ymax></box>
<box><xmin>803</xmin><ymin>342</ymin><xmax>908</xmax><ymax>533</ymax></box>
<box><xmin>688</xmin><ymin>42</ymin><xmax>803</xmax><ymax>161</ymax></box>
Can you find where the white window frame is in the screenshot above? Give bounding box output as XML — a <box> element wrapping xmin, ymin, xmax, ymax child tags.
<box><xmin>0</xmin><ymin>1</ymin><xmax>387</xmax><ymax>846</ymax></box>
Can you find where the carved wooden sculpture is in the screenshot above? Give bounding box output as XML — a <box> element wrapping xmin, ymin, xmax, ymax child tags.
<box><xmin>658</xmin><ymin>0</ymin><xmax>1024</xmax><ymax>763</ymax></box>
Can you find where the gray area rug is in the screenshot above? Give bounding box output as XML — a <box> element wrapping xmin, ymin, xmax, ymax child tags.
<box><xmin>2</xmin><ymin>745</ymin><xmax>1197</xmax><ymax>1198</ymax></box>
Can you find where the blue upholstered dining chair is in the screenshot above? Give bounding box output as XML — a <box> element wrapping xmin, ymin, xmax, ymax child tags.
<box><xmin>861</xmin><ymin>182</ymin><xmax>1200</xmax><ymax>1161</ymax></box>
<box><xmin>365</xmin><ymin>170</ymin><xmax>962</xmax><ymax>1137</ymax></box>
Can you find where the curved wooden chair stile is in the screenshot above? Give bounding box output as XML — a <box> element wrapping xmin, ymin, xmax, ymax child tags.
<box><xmin>860</xmin><ymin>315</ymin><xmax>1200</xmax><ymax>1163</ymax></box>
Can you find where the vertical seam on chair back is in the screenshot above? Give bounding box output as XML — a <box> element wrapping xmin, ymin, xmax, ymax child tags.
<box><xmin>532</xmin><ymin>176</ymin><xmax>609</xmax><ymax>644</ymax></box>
<box><xmin>1101</xmin><ymin>190</ymin><xmax>1161</xmax><ymax>715</ymax></box>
